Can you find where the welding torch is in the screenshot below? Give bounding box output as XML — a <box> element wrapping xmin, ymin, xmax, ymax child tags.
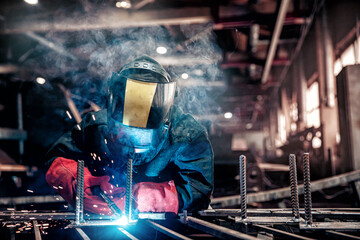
<box><xmin>92</xmin><ymin>186</ymin><xmax>124</xmax><ymax>218</ymax></box>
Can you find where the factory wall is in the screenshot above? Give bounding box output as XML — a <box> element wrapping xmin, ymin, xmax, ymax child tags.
<box><xmin>273</xmin><ymin>0</ymin><xmax>360</xmax><ymax>177</ymax></box>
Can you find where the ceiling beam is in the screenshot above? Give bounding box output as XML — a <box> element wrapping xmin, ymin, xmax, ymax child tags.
<box><xmin>0</xmin><ymin>64</ymin><xmax>19</xmax><ymax>74</ymax></box>
<box><xmin>0</xmin><ymin>7</ymin><xmax>212</xmax><ymax>34</ymax></box>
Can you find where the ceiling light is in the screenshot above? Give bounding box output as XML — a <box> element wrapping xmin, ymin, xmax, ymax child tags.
<box><xmin>224</xmin><ymin>112</ymin><xmax>232</xmax><ymax>119</ymax></box>
<box><xmin>193</xmin><ymin>69</ymin><xmax>203</xmax><ymax>76</ymax></box>
<box><xmin>36</xmin><ymin>77</ymin><xmax>46</xmax><ymax>85</ymax></box>
<box><xmin>24</xmin><ymin>0</ymin><xmax>38</xmax><ymax>4</ymax></box>
<box><xmin>312</xmin><ymin>136</ymin><xmax>322</xmax><ymax>149</ymax></box>
<box><xmin>181</xmin><ymin>73</ymin><xmax>189</xmax><ymax>79</ymax></box>
<box><xmin>115</xmin><ymin>0</ymin><xmax>131</xmax><ymax>8</ymax></box>
<box><xmin>156</xmin><ymin>46</ymin><xmax>167</xmax><ymax>54</ymax></box>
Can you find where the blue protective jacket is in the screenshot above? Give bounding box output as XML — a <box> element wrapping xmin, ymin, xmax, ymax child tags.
<box><xmin>46</xmin><ymin>106</ymin><xmax>214</xmax><ymax>212</ymax></box>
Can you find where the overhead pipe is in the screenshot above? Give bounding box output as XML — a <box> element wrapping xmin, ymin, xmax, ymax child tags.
<box><xmin>261</xmin><ymin>0</ymin><xmax>291</xmax><ymax>84</ymax></box>
<box><xmin>25</xmin><ymin>32</ymin><xmax>78</xmax><ymax>60</ymax></box>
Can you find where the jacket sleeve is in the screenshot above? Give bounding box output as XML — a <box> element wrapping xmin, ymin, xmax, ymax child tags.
<box><xmin>45</xmin><ymin>123</ymin><xmax>87</xmax><ymax>168</ymax></box>
<box><xmin>173</xmin><ymin>128</ymin><xmax>214</xmax><ymax>212</ymax></box>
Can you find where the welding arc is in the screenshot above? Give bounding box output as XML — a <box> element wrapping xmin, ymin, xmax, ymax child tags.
<box><xmin>92</xmin><ymin>186</ymin><xmax>123</xmax><ymax>217</ymax></box>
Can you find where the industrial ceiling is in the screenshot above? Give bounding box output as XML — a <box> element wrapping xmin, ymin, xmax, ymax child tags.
<box><xmin>0</xmin><ymin>0</ymin><xmax>317</xmax><ymax>162</ymax></box>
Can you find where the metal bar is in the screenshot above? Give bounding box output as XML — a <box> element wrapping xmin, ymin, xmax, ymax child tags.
<box><xmin>354</xmin><ymin>180</ymin><xmax>360</xmax><ymax>201</ymax></box>
<box><xmin>132</xmin><ymin>0</ymin><xmax>154</xmax><ymax>10</ymax></box>
<box><xmin>76</xmin><ymin>160</ymin><xmax>85</xmax><ymax>225</ymax></box>
<box><xmin>145</xmin><ymin>220</ymin><xmax>192</xmax><ymax>240</ymax></box>
<box><xmin>261</xmin><ymin>0</ymin><xmax>291</xmax><ymax>84</ymax></box>
<box><xmin>199</xmin><ymin>208</ymin><xmax>360</xmax><ymax>219</ymax></box>
<box><xmin>300</xmin><ymin>222</ymin><xmax>360</xmax><ymax>231</ymax></box>
<box><xmin>326</xmin><ymin>230</ymin><xmax>360</xmax><ymax>240</ymax></box>
<box><xmin>17</xmin><ymin>93</ymin><xmax>24</xmax><ymax>160</ymax></box>
<box><xmin>125</xmin><ymin>159</ymin><xmax>133</xmax><ymax>222</ymax></box>
<box><xmin>303</xmin><ymin>153</ymin><xmax>313</xmax><ymax>225</ymax></box>
<box><xmin>74</xmin><ymin>228</ymin><xmax>91</xmax><ymax>240</ymax></box>
<box><xmin>0</xmin><ymin>64</ymin><xmax>19</xmax><ymax>74</ymax></box>
<box><xmin>213</xmin><ymin>17</ymin><xmax>309</xmax><ymax>30</ymax></box>
<box><xmin>25</xmin><ymin>32</ymin><xmax>78</xmax><ymax>60</ymax></box>
<box><xmin>0</xmin><ymin>164</ymin><xmax>36</xmax><ymax>172</ymax></box>
<box><xmin>251</xmin><ymin>224</ymin><xmax>314</xmax><ymax>240</ymax></box>
<box><xmin>117</xmin><ymin>228</ymin><xmax>139</xmax><ymax>240</ymax></box>
<box><xmin>289</xmin><ymin>154</ymin><xmax>300</xmax><ymax>220</ymax></box>
<box><xmin>2</xmin><ymin>8</ymin><xmax>211</xmax><ymax>34</ymax></box>
<box><xmin>185</xmin><ymin>216</ymin><xmax>258</xmax><ymax>240</ymax></box>
<box><xmin>0</xmin><ymin>128</ymin><xmax>27</xmax><ymax>140</ymax></box>
<box><xmin>239</xmin><ymin>155</ymin><xmax>247</xmax><ymax>220</ymax></box>
<box><xmin>235</xmin><ymin>216</ymin><xmax>303</xmax><ymax>224</ymax></box>
<box><xmin>59</xmin><ymin>84</ymin><xmax>82</xmax><ymax>124</ymax></box>
<box><xmin>33</xmin><ymin>220</ymin><xmax>42</xmax><ymax>240</ymax></box>
<box><xmin>211</xmin><ymin>170</ymin><xmax>360</xmax><ymax>207</ymax></box>
<box><xmin>0</xmin><ymin>211</ymin><xmax>167</xmax><ymax>221</ymax></box>
<box><xmin>0</xmin><ymin>195</ymin><xmax>65</xmax><ymax>205</ymax></box>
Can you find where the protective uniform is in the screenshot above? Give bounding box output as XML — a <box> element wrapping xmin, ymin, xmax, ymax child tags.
<box><xmin>45</xmin><ymin>56</ymin><xmax>214</xmax><ymax>215</ymax></box>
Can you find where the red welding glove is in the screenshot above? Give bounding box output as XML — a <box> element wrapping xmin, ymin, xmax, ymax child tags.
<box><xmin>133</xmin><ymin>180</ymin><xmax>179</xmax><ymax>214</ymax></box>
<box><xmin>46</xmin><ymin>157</ymin><xmax>126</xmax><ymax>215</ymax></box>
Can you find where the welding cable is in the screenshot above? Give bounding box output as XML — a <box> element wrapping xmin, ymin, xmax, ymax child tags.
<box><xmin>92</xmin><ymin>186</ymin><xmax>123</xmax><ymax>217</ymax></box>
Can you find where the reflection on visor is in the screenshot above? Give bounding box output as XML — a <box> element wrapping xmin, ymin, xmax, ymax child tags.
<box><xmin>111</xmin><ymin>121</ymin><xmax>167</xmax><ymax>151</ymax></box>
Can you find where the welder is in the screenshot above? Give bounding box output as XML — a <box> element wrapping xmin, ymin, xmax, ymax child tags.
<box><xmin>45</xmin><ymin>56</ymin><xmax>214</xmax><ymax>216</ymax></box>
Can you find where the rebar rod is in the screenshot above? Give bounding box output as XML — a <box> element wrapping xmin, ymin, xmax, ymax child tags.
<box><xmin>303</xmin><ymin>153</ymin><xmax>313</xmax><ymax>225</ymax></box>
<box><xmin>125</xmin><ymin>158</ymin><xmax>133</xmax><ymax>222</ymax></box>
<box><xmin>76</xmin><ymin>160</ymin><xmax>84</xmax><ymax>225</ymax></box>
<box><xmin>239</xmin><ymin>155</ymin><xmax>247</xmax><ymax>219</ymax></box>
<box><xmin>289</xmin><ymin>154</ymin><xmax>300</xmax><ymax>220</ymax></box>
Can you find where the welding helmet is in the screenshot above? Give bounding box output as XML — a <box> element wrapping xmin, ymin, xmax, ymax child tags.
<box><xmin>107</xmin><ymin>56</ymin><xmax>176</xmax><ymax>157</ymax></box>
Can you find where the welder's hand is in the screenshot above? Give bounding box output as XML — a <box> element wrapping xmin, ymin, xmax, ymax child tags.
<box><xmin>133</xmin><ymin>180</ymin><xmax>179</xmax><ymax>214</ymax></box>
<box><xmin>46</xmin><ymin>157</ymin><xmax>125</xmax><ymax>215</ymax></box>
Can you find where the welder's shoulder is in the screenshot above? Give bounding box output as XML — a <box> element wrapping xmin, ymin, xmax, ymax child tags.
<box><xmin>170</xmin><ymin>106</ymin><xmax>209</xmax><ymax>144</ymax></box>
<box><xmin>80</xmin><ymin>109</ymin><xmax>108</xmax><ymax>128</ymax></box>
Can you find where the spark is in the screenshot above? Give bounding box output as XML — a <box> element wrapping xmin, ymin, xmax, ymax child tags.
<box><xmin>27</xmin><ymin>189</ymin><xmax>34</xmax><ymax>193</ymax></box>
<box><xmin>92</xmin><ymin>114</ymin><xmax>96</xmax><ymax>121</ymax></box>
<box><xmin>53</xmin><ymin>186</ymin><xmax>58</xmax><ymax>190</ymax></box>
<box><xmin>93</xmin><ymin>205</ymin><xmax>98</xmax><ymax>208</ymax></box>
<box><xmin>76</xmin><ymin>124</ymin><xmax>81</xmax><ymax>131</ymax></box>
<box><xmin>58</xmin><ymin>186</ymin><xmax>63</xmax><ymax>189</ymax></box>
<box><xmin>7</xmin><ymin>208</ymin><xmax>15</xmax><ymax>211</ymax></box>
<box><xmin>104</xmin><ymin>139</ymin><xmax>108</xmax><ymax>144</ymax></box>
<box><xmin>66</xmin><ymin>111</ymin><xmax>72</xmax><ymax>119</ymax></box>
